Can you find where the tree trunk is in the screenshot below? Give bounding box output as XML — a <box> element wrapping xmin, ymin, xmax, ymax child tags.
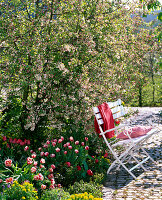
<box><xmin>150</xmin><ymin>53</ymin><xmax>155</xmax><ymax>105</ymax></box>
<box><xmin>139</xmin><ymin>84</ymin><xmax>142</xmax><ymax>107</ymax></box>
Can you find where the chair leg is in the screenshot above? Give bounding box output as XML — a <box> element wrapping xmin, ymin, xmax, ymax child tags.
<box><xmin>107</xmin><ymin>155</ymin><xmax>137</xmax><ymax>179</ymax></box>
<box><xmin>107</xmin><ymin>160</ymin><xmax>117</xmax><ymax>174</ymax></box>
<box><xmin>116</xmin><ymin>158</ymin><xmax>137</xmax><ymax>179</ymax></box>
<box><xmin>131</xmin><ymin>154</ymin><xmax>147</xmax><ymax>171</ymax></box>
<box><xmin>140</xmin><ymin>147</ymin><xmax>156</xmax><ymax>163</ymax></box>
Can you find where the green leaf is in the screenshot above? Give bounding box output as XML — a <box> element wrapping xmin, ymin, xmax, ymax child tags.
<box><xmin>158</xmin><ymin>12</ymin><xmax>162</xmax><ymax>21</ymax></box>
<box><xmin>81</xmin><ymin>171</ymin><xmax>86</xmax><ymax>178</ymax></box>
<box><xmin>82</xmin><ymin>160</ymin><xmax>88</xmax><ymax>171</ymax></box>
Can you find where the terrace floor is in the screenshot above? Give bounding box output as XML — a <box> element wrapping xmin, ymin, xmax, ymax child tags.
<box><xmin>102</xmin><ymin>107</ymin><xmax>162</xmax><ymax>200</ymax></box>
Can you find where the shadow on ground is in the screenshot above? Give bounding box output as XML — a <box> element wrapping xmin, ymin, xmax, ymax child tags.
<box><xmin>103</xmin><ymin>143</ymin><xmax>162</xmax><ymax>190</ymax></box>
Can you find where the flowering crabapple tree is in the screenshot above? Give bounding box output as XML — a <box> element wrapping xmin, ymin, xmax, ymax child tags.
<box><xmin>0</xmin><ymin>0</ymin><xmax>160</xmax><ymax>144</ymax></box>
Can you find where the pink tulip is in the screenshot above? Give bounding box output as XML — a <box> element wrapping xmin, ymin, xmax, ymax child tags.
<box><xmin>58</xmin><ymin>139</ymin><xmax>62</xmax><ymax>143</ymax></box>
<box><xmin>27</xmin><ymin>157</ymin><xmax>33</xmax><ymax>165</ymax></box>
<box><xmin>43</xmin><ymin>144</ymin><xmax>48</xmax><ymax>148</ymax></box>
<box><xmin>31</xmin><ymin>153</ymin><xmax>36</xmax><ymax>158</ymax></box>
<box><xmin>61</xmin><ymin>136</ymin><xmax>64</xmax><ymax>141</ymax></box>
<box><xmin>68</xmin><ymin>146</ymin><xmax>72</xmax><ymax>150</ymax></box>
<box><xmin>75</xmin><ymin>149</ymin><xmax>79</xmax><ymax>154</ymax></box>
<box><xmin>49</xmin><ymin>184</ymin><xmax>55</xmax><ymax>189</ymax></box>
<box><xmin>34</xmin><ymin>175</ymin><xmax>39</xmax><ymax>180</ymax></box>
<box><xmin>46</xmin><ymin>140</ymin><xmax>50</xmax><ymax>145</ymax></box>
<box><xmin>49</xmin><ymin>168</ymin><xmax>53</xmax><ymax>173</ymax></box>
<box><xmin>3</xmin><ymin>136</ymin><xmax>7</xmax><ymax>141</ymax></box>
<box><xmin>24</xmin><ymin>146</ymin><xmax>29</xmax><ymax>151</ymax></box>
<box><xmin>51</xmin><ymin>178</ymin><xmax>55</xmax><ymax>185</ymax></box>
<box><xmin>64</xmin><ymin>151</ymin><xmax>67</xmax><ymax>154</ymax></box>
<box><xmin>17</xmin><ymin>139</ymin><xmax>22</xmax><ymax>144</ymax></box>
<box><xmin>33</xmin><ymin>161</ymin><xmax>38</xmax><ymax>166</ymax></box>
<box><xmin>40</xmin><ymin>165</ymin><xmax>45</xmax><ymax>168</ymax></box>
<box><xmin>85</xmin><ymin>146</ymin><xmax>89</xmax><ymax>150</ymax></box>
<box><xmin>63</xmin><ymin>144</ymin><xmax>67</xmax><ymax>148</ymax></box>
<box><xmin>66</xmin><ymin>142</ymin><xmax>70</xmax><ymax>146</ymax></box>
<box><xmin>20</xmin><ymin>141</ymin><xmax>25</xmax><ymax>146</ymax></box>
<box><xmin>31</xmin><ymin>167</ymin><xmax>37</xmax><ymax>173</ymax></box>
<box><xmin>51</xmin><ymin>164</ymin><xmax>56</xmax><ymax>169</ymax></box>
<box><xmin>5</xmin><ymin>159</ymin><xmax>12</xmax><ymax>167</ymax></box>
<box><xmin>40</xmin><ymin>158</ymin><xmax>45</xmax><ymax>164</ymax></box>
<box><xmin>75</xmin><ymin>141</ymin><xmax>79</xmax><ymax>145</ymax></box>
<box><xmin>41</xmin><ymin>184</ymin><xmax>46</xmax><ymax>189</ymax></box>
<box><xmin>87</xmin><ymin>169</ymin><xmax>93</xmax><ymax>176</ymax></box>
<box><xmin>38</xmin><ymin>173</ymin><xmax>44</xmax><ymax>180</ymax></box>
<box><xmin>6</xmin><ymin>177</ymin><xmax>13</xmax><ymax>183</ymax></box>
<box><xmin>52</xmin><ymin>142</ymin><xmax>56</xmax><ymax>147</ymax></box>
<box><xmin>81</xmin><ymin>142</ymin><xmax>85</xmax><ymax>146</ymax></box>
<box><xmin>48</xmin><ymin>174</ymin><xmax>54</xmax><ymax>179</ymax></box>
<box><xmin>0</xmin><ymin>179</ymin><xmax>2</xmax><ymax>183</ymax></box>
<box><xmin>38</xmin><ymin>147</ymin><xmax>42</xmax><ymax>151</ymax></box>
<box><xmin>55</xmin><ymin>147</ymin><xmax>60</xmax><ymax>152</ymax></box>
<box><xmin>66</xmin><ymin>162</ymin><xmax>71</xmax><ymax>167</ymax></box>
<box><xmin>26</xmin><ymin>140</ymin><xmax>30</xmax><ymax>145</ymax></box>
<box><xmin>69</xmin><ymin>136</ymin><xmax>74</xmax><ymax>142</ymax></box>
<box><xmin>9</xmin><ymin>138</ymin><xmax>12</xmax><ymax>143</ymax></box>
<box><xmin>85</xmin><ymin>137</ymin><xmax>88</xmax><ymax>141</ymax></box>
<box><xmin>40</xmin><ymin>152</ymin><xmax>45</xmax><ymax>156</ymax></box>
<box><xmin>50</xmin><ymin>154</ymin><xmax>55</xmax><ymax>158</ymax></box>
<box><xmin>54</xmin><ymin>139</ymin><xmax>57</xmax><ymax>143</ymax></box>
<box><xmin>44</xmin><ymin>152</ymin><xmax>49</xmax><ymax>157</ymax></box>
<box><xmin>12</xmin><ymin>138</ymin><xmax>17</xmax><ymax>144</ymax></box>
<box><xmin>104</xmin><ymin>153</ymin><xmax>108</xmax><ymax>158</ymax></box>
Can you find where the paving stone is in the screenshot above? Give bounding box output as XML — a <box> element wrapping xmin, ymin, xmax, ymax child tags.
<box><xmin>157</xmin><ymin>177</ymin><xmax>162</xmax><ymax>181</ymax></box>
<box><xmin>102</xmin><ymin>108</ymin><xmax>162</xmax><ymax>200</ymax></box>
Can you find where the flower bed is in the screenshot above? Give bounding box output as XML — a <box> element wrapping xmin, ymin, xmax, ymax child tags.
<box><xmin>0</xmin><ymin>134</ymin><xmax>111</xmax><ymax>199</ymax></box>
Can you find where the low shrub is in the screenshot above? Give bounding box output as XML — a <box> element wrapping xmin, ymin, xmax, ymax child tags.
<box><xmin>90</xmin><ymin>173</ymin><xmax>105</xmax><ymax>185</ymax></box>
<box><xmin>40</xmin><ymin>188</ymin><xmax>70</xmax><ymax>200</ymax></box>
<box><xmin>67</xmin><ymin>180</ymin><xmax>103</xmax><ymax>198</ymax></box>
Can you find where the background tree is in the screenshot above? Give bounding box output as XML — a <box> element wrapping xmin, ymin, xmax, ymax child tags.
<box><xmin>0</xmin><ymin>0</ymin><xmax>161</xmax><ymax>146</ymax></box>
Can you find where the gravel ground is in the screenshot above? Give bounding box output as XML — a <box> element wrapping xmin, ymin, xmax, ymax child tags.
<box><xmin>102</xmin><ymin>107</ymin><xmax>162</xmax><ymax>200</ymax></box>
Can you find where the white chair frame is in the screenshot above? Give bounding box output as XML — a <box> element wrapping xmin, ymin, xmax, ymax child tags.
<box><xmin>93</xmin><ymin>99</ymin><xmax>159</xmax><ymax>179</ymax></box>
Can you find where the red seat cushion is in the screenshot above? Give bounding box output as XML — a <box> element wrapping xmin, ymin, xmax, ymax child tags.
<box><xmin>117</xmin><ymin>126</ymin><xmax>152</xmax><ymax>140</ymax></box>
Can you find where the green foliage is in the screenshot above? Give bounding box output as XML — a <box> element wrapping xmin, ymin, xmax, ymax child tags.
<box><xmin>40</xmin><ymin>188</ymin><xmax>70</xmax><ymax>200</ymax></box>
<box><xmin>0</xmin><ymin>95</ymin><xmax>22</xmax><ymax>138</ymax></box>
<box><xmin>67</xmin><ymin>180</ymin><xmax>103</xmax><ymax>198</ymax></box>
<box><xmin>90</xmin><ymin>173</ymin><xmax>105</xmax><ymax>185</ymax></box>
<box><xmin>129</xmin><ymin>74</ymin><xmax>162</xmax><ymax>107</ymax></box>
<box><xmin>158</xmin><ymin>12</ymin><xmax>162</xmax><ymax>21</ymax></box>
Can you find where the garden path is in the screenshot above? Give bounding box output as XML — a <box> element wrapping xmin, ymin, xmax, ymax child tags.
<box><xmin>102</xmin><ymin>107</ymin><xmax>162</xmax><ymax>200</ymax></box>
